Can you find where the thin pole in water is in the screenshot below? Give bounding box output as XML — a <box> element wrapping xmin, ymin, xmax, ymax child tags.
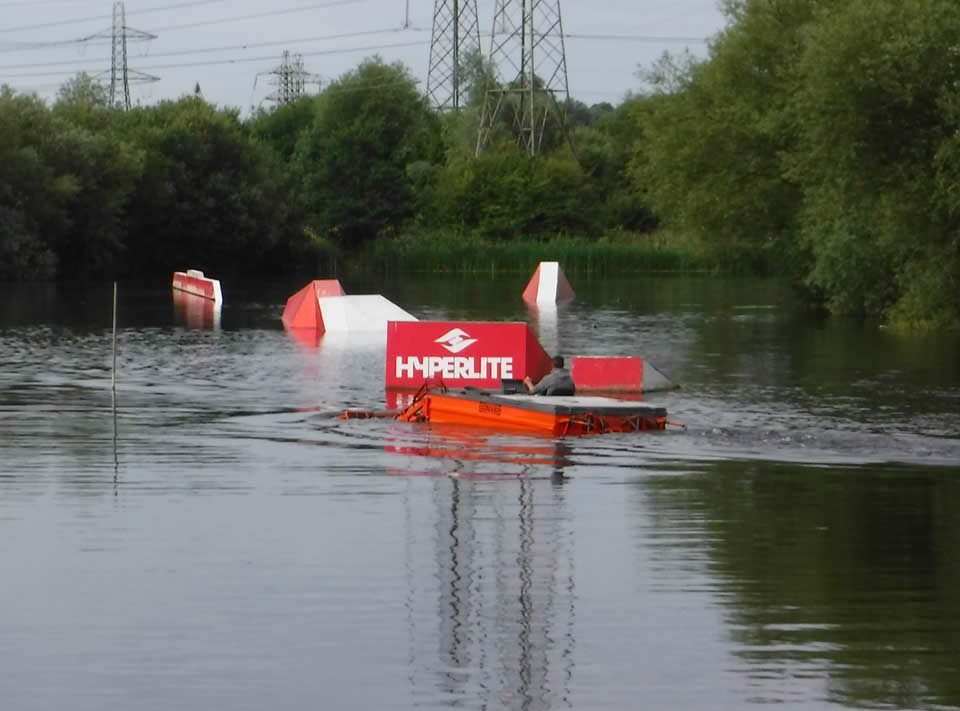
<box><xmin>112</xmin><ymin>281</ymin><xmax>119</xmax><ymax>491</ymax></box>
<box><xmin>111</xmin><ymin>282</ymin><xmax>118</xmax><ymax>391</ymax></box>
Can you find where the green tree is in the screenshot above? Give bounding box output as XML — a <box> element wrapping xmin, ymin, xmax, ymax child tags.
<box><xmin>248</xmin><ymin>96</ymin><xmax>318</xmax><ymax>162</ymax></box>
<box><xmin>0</xmin><ymin>88</ymin><xmax>69</xmax><ymax>279</ymax></box>
<box><xmin>42</xmin><ymin>122</ymin><xmax>143</xmax><ymax>278</ymax></box>
<box><xmin>45</xmin><ymin>76</ymin><xmax>144</xmax><ymax>277</ymax></box>
<box><xmin>55</xmin><ymin>72</ymin><xmax>108</xmax><ymax>108</ymax></box>
<box><xmin>631</xmin><ymin>1</ymin><xmax>810</xmax><ymax>270</ymax></box>
<box><xmin>292</xmin><ymin>57</ymin><xmax>443</xmax><ymax>247</ymax></box>
<box><xmin>425</xmin><ymin>140</ymin><xmax>596</xmax><ymax>239</ymax></box>
<box><xmin>119</xmin><ymin>97</ymin><xmax>305</xmax><ymax>274</ymax></box>
<box><xmin>789</xmin><ymin>0</ymin><xmax>960</xmax><ymax>324</ymax></box>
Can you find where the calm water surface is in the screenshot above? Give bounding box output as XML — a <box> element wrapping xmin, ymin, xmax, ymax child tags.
<box><xmin>1</xmin><ymin>275</ymin><xmax>958</xmax><ymax>710</ymax></box>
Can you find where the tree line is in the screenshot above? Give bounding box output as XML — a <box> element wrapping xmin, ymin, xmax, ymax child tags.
<box><xmin>1</xmin><ymin>0</ymin><xmax>958</xmax><ymax>327</ymax></box>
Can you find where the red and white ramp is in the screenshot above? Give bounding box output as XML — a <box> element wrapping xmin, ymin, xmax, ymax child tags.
<box><xmin>281</xmin><ymin>280</ymin><xmax>416</xmax><ymax>342</ymax></box>
<box><xmin>522</xmin><ymin>261</ymin><xmax>575</xmax><ymax>305</ymax></box>
<box><xmin>281</xmin><ymin>279</ymin><xmax>346</xmax><ymax>330</ymax></box>
<box><xmin>318</xmin><ymin>295</ymin><xmax>417</xmax><ymax>335</ymax></box>
<box><xmin>172</xmin><ymin>269</ymin><xmax>223</xmax><ymax>304</ymax></box>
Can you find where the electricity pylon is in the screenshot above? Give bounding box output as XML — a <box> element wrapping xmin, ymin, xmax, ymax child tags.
<box><xmin>476</xmin><ymin>0</ymin><xmax>571</xmax><ymax>156</ymax></box>
<box><xmin>426</xmin><ymin>0</ymin><xmax>481</xmax><ymax>111</ymax></box>
<box><xmin>86</xmin><ymin>2</ymin><xmax>157</xmax><ymax>109</ymax></box>
<box><xmin>265</xmin><ymin>51</ymin><xmax>322</xmax><ymax>105</ymax></box>
<box><xmin>93</xmin><ymin>1</ymin><xmax>158</xmax><ymax>109</ymax></box>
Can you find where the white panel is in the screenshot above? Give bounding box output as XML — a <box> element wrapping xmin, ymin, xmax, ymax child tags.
<box><xmin>536</xmin><ymin>261</ymin><xmax>559</xmax><ymax>304</ymax></box>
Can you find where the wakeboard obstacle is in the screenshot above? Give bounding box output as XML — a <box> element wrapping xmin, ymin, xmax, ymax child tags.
<box><xmin>385</xmin><ymin>320</ymin><xmax>673</xmax><ymax>394</ymax></box>
<box><xmin>172</xmin><ymin>269</ymin><xmax>222</xmax><ymax>304</ymax></box>
<box><xmin>522</xmin><ymin>261</ymin><xmax>575</xmax><ymax>305</ymax></box>
<box><xmin>281</xmin><ymin>279</ymin><xmax>417</xmax><ymax>342</ymax></box>
<box><xmin>518</xmin><ymin>261</ymin><xmax>674</xmax><ymax>393</ymax></box>
<box><xmin>172</xmin><ymin>269</ymin><xmax>222</xmax><ymax>330</ymax></box>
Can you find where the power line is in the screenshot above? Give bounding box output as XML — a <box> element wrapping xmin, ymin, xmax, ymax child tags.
<box><xmin>141</xmin><ymin>0</ymin><xmax>377</xmax><ymax>34</ymax></box>
<box><xmin>565</xmin><ymin>32</ymin><xmax>707</xmax><ymax>43</ymax></box>
<box><xmin>0</xmin><ymin>27</ymin><xmax>422</xmax><ymax>69</ymax></box>
<box><xmin>1</xmin><ymin>38</ymin><xmax>429</xmax><ymax>79</ymax></box>
<box><xmin>0</xmin><ymin>0</ymin><xmax>227</xmax><ymax>34</ymax></box>
<box><xmin>0</xmin><ymin>0</ymin><xmax>111</xmax><ymax>7</ymax></box>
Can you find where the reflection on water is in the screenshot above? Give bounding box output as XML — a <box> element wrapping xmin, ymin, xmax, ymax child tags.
<box><xmin>172</xmin><ymin>290</ymin><xmax>221</xmax><ymax>330</ymax></box>
<box><xmin>642</xmin><ymin>462</ymin><xmax>960</xmax><ymax>709</ymax></box>
<box><xmin>384</xmin><ymin>425</ymin><xmax>573</xmax><ymax>479</ymax></box>
<box><xmin>1</xmin><ymin>277</ymin><xmax>959</xmax><ymax>710</ymax></box>
<box><xmin>404</xmin><ymin>475</ymin><xmax>574</xmax><ymax>710</ymax></box>
<box><xmin>526</xmin><ymin>302</ymin><xmax>560</xmax><ymax>357</ymax></box>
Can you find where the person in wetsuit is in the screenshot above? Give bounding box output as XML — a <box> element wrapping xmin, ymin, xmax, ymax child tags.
<box><xmin>524</xmin><ymin>355</ymin><xmax>575</xmax><ymax>396</ymax></box>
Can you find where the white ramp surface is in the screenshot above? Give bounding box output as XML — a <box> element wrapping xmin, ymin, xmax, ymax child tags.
<box><xmin>318</xmin><ymin>294</ymin><xmax>417</xmax><ymax>334</ymax></box>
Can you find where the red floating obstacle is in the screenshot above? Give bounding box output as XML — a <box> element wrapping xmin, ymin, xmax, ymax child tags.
<box><xmin>172</xmin><ymin>269</ymin><xmax>223</xmax><ymax>304</ymax></box>
<box><xmin>569</xmin><ymin>355</ymin><xmax>674</xmax><ymax>393</ymax></box>
<box><xmin>521</xmin><ymin>261</ymin><xmax>575</xmax><ymax>305</ymax></box>
<box><xmin>281</xmin><ymin>279</ymin><xmax>345</xmax><ymax>331</ymax></box>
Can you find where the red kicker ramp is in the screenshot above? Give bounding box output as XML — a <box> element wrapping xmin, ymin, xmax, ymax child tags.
<box><xmin>281</xmin><ymin>279</ymin><xmax>346</xmax><ymax>332</ymax></box>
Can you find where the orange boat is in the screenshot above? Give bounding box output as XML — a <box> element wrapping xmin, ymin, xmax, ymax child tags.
<box><xmin>393</xmin><ymin>382</ymin><xmax>667</xmax><ymax>436</ymax></box>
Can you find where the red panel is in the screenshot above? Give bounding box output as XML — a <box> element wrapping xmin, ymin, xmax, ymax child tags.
<box><xmin>386</xmin><ymin>321</ymin><xmax>551</xmax><ymax>390</ymax></box>
<box><xmin>521</xmin><ymin>264</ymin><xmax>541</xmax><ymax>304</ymax></box>
<box><xmin>172</xmin><ymin>290</ymin><xmax>218</xmax><ymax>329</ymax></box>
<box><xmin>525</xmin><ymin>326</ymin><xmax>553</xmax><ymax>381</ymax></box>
<box><xmin>281</xmin><ymin>281</ymin><xmax>326</xmax><ymax>332</ymax></box>
<box><xmin>570</xmin><ymin>356</ymin><xmax>644</xmax><ymax>392</ymax></box>
<box><xmin>172</xmin><ymin>271</ymin><xmax>216</xmax><ymax>300</ymax></box>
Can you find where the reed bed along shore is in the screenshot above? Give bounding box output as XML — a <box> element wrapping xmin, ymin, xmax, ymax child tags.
<box><xmin>358</xmin><ymin>233</ymin><xmax>712</xmax><ymax>275</ymax></box>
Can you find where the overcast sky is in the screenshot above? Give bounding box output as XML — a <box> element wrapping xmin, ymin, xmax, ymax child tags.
<box><xmin>0</xmin><ymin>0</ymin><xmax>728</xmax><ymax>113</ymax></box>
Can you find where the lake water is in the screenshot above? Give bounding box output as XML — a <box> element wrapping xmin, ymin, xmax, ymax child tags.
<box><xmin>1</xmin><ymin>274</ymin><xmax>959</xmax><ymax>710</ymax></box>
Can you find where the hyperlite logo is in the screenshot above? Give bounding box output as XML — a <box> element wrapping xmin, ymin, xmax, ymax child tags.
<box><xmin>434</xmin><ymin>328</ymin><xmax>477</xmax><ymax>354</ymax></box>
<box><xmin>395</xmin><ymin>355</ymin><xmax>514</xmax><ymax>380</ymax></box>
<box><xmin>395</xmin><ymin>326</ymin><xmax>514</xmax><ymax>381</ymax></box>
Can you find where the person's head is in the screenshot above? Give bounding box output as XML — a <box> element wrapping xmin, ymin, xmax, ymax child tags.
<box><xmin>552</xmin><ymin>355</ymin><xmax>565</xmax><ymax>369</ymax></box>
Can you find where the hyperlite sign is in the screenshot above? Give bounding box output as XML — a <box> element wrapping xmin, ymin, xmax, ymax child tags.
<box><xmin>386</xmin><ymin>321</ymin><xmax>552</xmax><ymax>390</ymax></box>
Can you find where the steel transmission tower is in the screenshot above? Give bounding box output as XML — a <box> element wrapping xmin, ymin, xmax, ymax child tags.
<box><xmin>265</xmin><ymin>51</ymin><xmax>321</xmax><ymax>105</ymax></box>
<box><xmin>426</xmin><ymin>0</ymin><xmax>481</xmax><ymax>111</ymax></box>
<box><xmin>476</xmin><ymin>0</ymin><xmax>571</xmax><ymax>156</ymax></box>
<box><xmin>99</xmin><ymin>1</ymin><xmax>157</xmax><ymax>109</ymax></box>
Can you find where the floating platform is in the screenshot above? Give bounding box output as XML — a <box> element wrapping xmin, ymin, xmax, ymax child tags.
<box><xmin>394</xmin><ymin>385</ymin><xmax>667</xmax><ymax>436</ymax></box>
<box><xmin>172</xmin><ymin>269</ymin><xmax>222</xmax><ymax>304</ymax></box>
